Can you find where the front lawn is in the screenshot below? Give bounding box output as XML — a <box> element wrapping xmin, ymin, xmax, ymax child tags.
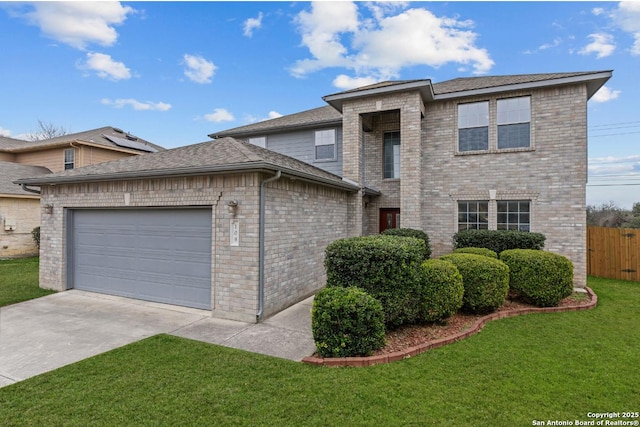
<box><xmin>0</xmin><ymin>257</ymin><xmax>54</xmax><ymax>307</ymax></box>
<box><xmin>0</xmin><ymin>277</ymin><xmax>637</xmax><ymax>426</ymax></box>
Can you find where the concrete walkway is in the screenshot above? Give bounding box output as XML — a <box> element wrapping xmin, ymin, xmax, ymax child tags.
<box><xmin>0</xmin><ymin>290</ymin><xmax>315</xmax><ymax>388</ymax></box>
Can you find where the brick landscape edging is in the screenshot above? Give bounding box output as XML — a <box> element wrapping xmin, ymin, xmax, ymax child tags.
<box><xmin>302</xmin><ymin>287</ymin><xmax>598</xmax><ymax>367</ymax></box>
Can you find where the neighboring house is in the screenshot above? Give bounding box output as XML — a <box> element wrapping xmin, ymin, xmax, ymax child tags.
<box><xmin>1</xmin><ymin>127</ymin><xmax>163</xmax><ymax>257</ymax></box>
<box><xmin>0</xmin><ymin>162</ymin><xmax>51</xmax><ymax>257</ymax></box>
<box><xmin>16</xmin><ymin>70</ymin><xmax>611</xmax><ymax>322</ymax></box>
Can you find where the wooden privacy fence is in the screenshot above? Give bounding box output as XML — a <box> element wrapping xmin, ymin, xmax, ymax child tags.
<box><xmin>587</xmin><ymin>226</ymin><xmax>640</xmax><ymax>282</ymax></box>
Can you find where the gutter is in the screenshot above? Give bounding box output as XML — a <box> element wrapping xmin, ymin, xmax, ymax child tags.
<box><xmin>20</xmin><ymin>184</ymin><xmax>41</xmax><ymax>195</ymax></box>
<box><xmin>257</xmin><ymin>170</ymin><xmax>282</xmax><ymax>322</ymax></box>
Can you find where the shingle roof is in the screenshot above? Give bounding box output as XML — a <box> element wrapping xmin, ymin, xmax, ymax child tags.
<box><xmin>209</xmin><ymin>106</ymin><xmax>342</xmax><ymax>138</ymax></box>
<box><xmin>431</xmin><ymin>71</ymin><xmax>610</xmax><ymax>95</ymax></box>
<box><xmin>0</xmin><ymin>161</ymin><xmax>51</xmax><ymax>196</ymax></box>
<box><xmin>212</xmin><ymin>71</ymin><xmax>611</xmax><ymax>137</ymax></box>
<box><xmin>0</xmin><ymin>126</ymin><xmax>164</xmax><ymax>153</ymax></box>
<box><xmin>15</xmin><ymin>137</ymin><xmax>358</xmax><ymax>191</ymax></box>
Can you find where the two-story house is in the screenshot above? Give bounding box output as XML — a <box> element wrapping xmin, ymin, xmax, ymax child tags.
<box><xmin>1</xmin><ymin>127</ymin><xmax>162</xmax><ymax>257</ymax></box>
<box><xmin>17</xmin><ymin>70</ymin><xmax>611</xmax><ymax>322</ymax></box>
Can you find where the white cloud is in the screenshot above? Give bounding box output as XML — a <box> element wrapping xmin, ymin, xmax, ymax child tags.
<box><xmin>183</xmin><ymin>54</ymin><xmax>217</xmax><ymax>84</ymax></box>
<box><xmin>291</xmin><ymin>2</ymin><xmax>493</xmax><ymax>85</ymax></box>
<box><xmin>79</xmin><ymin>52</ymin><xmax>131</xmax><ymax>80</ymax></box>
<box><xmin>204</xmin><ymin>108</ymin><xmax>234</xmax><ymax>123</ymax></box>
<box><xmin>101</xmin><ymin>98</ymin><xmax>171</xmax><ymax>111</ymax></box>
<box><xmin>592</xmin><ymin>85</ymin><xmax>621</xmax><ymax>103</ymax></box>
<box><xmin>244</xmin><ymin>111</ymin><xmax>284</xmax><ymax>123</ymax></box>
<box><xmin>14</xmin><ymin>2</ymin><xmax>134</xmax><ymax>50</ymax></box>
<box><xmin>592</xmin><ymin>7</ymin><xmax>605</xmax><ymax>16</ymax></box>
<box><xmin>333</xmin><ymin>74</ymin><xmax>379</xmax><ymax>90</ymax></box>
<box><xmin>243</xmin><ymin>12</ymin><xmax>263</xmax><ymax>37</ymax></box>
<box><xmin>612</xmin><ymin>1</ymin><xmax>640</xmax><ymax>55</ymax></box>
<box><xmin>579</xmin><ymin>33</ymin><xmax>616</xmax><ymax>58</ymax></box>
<box><xmin>0</xmin><ymin>126</ymin><xmax>11</xmax><ymax>137</ymax></box>
<box><xmin>267</xmin><ymin>111</ymin><xmax>283</xmax><ymax>120</ymax></box>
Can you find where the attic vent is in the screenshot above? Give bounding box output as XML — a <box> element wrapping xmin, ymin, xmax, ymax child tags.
<box><xmin>113</xmin><ymin>128</ymin><xmax>124</xmax><ymax>134</ymax></box>
<box><xmin>126</xmin><ymin>134</ymin><xmax>138</xmax><ymax>141</ymax></box>
<box><xmin>103</xmin><ymin>134</ymin><xmax>157</xmax><ymax>153</ymax></box>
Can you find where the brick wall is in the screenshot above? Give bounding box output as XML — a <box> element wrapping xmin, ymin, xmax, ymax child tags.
<box><xmin>263</xmin><ymin>178</ymin><xmax>351</xmax><ymax>317</ymax></box>
<box><xmin>38</xmin><ymin>172</ymin><xmax>354</xmax><ymax>322</ymax></box>
<box><xmin>0</xmin><ymin>196</ymin><xmax>40</xmax><ymax>257</ymax></box>
<box><xmin>340</xmin><ymin>83</ymin><xmax>589</xmax><ymax>288</ymax></box>
<box><xmin>421</xmin><ymin>84</ymin><xmax>589</xmax><ymax>287</ymax></box>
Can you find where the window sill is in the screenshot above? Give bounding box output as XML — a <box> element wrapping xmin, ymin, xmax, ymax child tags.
<box><xmin>314</xmin><ymin>158</ymin><xmax>337</xmax><ymax>163</ymax></box>
<box><xmin>455</xmin><ymin>146</ymin><xmax>534</xmax><ymax>156</ymax></box>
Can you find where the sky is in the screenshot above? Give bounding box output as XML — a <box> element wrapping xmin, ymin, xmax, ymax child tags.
<box><xmin>0</xmin><ymin>1</ymin><xmax>639</xmax><ymax>208</ymax></box>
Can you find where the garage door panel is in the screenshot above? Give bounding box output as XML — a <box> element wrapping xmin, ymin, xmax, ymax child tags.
<box><xmin>72</xmin><ymin>209</ymin><xmax>212</xmax><ymax>310</ymax></box>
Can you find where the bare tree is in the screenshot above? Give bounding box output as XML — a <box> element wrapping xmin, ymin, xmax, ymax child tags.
<box><xmin>26</xmin><ymin>120</ymin><xmax>69</xmax><ymax>141</ymax></box>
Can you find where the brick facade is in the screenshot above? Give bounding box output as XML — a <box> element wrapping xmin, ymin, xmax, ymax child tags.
<box><xmin>38</xmin><ymin>172</ymin><xmax>352</xmax><ymax>322</ymax></box>
<box><xmin>342</xmin><ymin>84</ymin><xmax>589</xmax><ymax>288</ymax></box>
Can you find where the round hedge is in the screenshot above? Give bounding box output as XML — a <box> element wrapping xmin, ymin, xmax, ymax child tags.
<box><xmin>439</xmin><ymin>253</ymin><xmax>509</xmax><ymax>314</ymax></box>
<box><xmin>415</xmin><ymin>259</ymin><xmax>464</xmax><ymax>323</ymax></box>
<box><xmin>381</xmin><ymin>228</ymin><xmax>431</xmax><ymax>260</ymax></box>
<box><xmin>499</xmin><ymin>249</ymin><xmax>574</xmax><ymax>307</ymax></box>
<box><xmin>311</xmin><ymin>286</ymin><xmax>386</xmax><ymax>358</ymax></box>
<box><xmin>453</xmin><ymin>247</ymin><xmax>498</xmax><ymax>259</ymax></box>
<box><xmin>325</xmin><ymin>235</ymin><xmax>424</xmax><ymax>328</ymax></box>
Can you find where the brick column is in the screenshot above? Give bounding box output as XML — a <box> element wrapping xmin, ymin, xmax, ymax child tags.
<box><xmin>342</xmin><ymin>106</ymin><xmax>364</xmax><ymax>236</ymax></box>
<box><xmin>400</xmin><ymin>93</ymin><xmax>423</xmax><ymax>230</ymax></box>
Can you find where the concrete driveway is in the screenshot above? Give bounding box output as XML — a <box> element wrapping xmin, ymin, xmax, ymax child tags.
<box><xmin>0</xmin><ymin>290</ymin><xmax>315</xmax><ymax>388</ymax></box>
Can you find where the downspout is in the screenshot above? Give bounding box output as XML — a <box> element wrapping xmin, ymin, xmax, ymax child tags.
<box><xmin>257</xmin><ymin>170</ymin><xmax>282</xmax><ymax>322</ymax></box>
<box><xmin>21</xmin><ymin>184</ymin><xmax>41</xmax><ymax>195</ymax></box>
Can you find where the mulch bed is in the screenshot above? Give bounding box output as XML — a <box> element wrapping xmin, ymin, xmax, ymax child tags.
<box><xmin>304</xmin><ymin>291</ymin><xmax>594</xmax><ymax>366</ymax></box>
<box><xmin>373</xmin><ymin>291</ymin><xmax>592</xmax><ymax>356</ymax></box>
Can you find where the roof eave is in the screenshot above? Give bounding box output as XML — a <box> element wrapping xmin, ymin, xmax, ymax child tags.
<box><xmin>434</xmin><ymin>70</ymin><xmax>613</xmax><ymax>100</ymax></box>
<box><xmin>322</xmin><ymin>80</ymin><xmax>434</xmax><ymax>113</ymax></box>
<box><xmin>208</xmin><ymin>118</ymin><xmax>343</xmax><ymax>139</ymax></box>
<box><xmin>15</xmin><ymin>162</ymin><xmax>359</xmax><ymax>192</ymax></box>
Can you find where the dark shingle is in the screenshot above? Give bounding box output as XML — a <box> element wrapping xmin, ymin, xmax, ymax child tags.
<box><xmin>209</xmin><ymin>106</ymin><xmax>342</xmax><ymax>138</ymax></box>
<box><xmin>0</xmin><ymin>161</ymin><xmax>51</xmax><ymax>195</ymax></box>
<box><xmin>0</xmin><ymin>126</ymin><xmax>164</xmax><ymax>153</ymax></box>
<box><xmin>15</xmin><ymin>137</ymin><xmax>356</xmax><ymax>191</ymax></box>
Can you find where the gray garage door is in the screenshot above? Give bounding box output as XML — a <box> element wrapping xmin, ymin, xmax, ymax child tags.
<box><xmin>71</xmin><ymin>208</ymin><xmax>212</xmax><ymax>310</ymax></box>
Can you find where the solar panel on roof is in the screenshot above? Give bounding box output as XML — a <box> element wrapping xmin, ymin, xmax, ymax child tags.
<box><xmin>103</xmin><ymin>134</ymin><xmax>157</xmax><ymax>153</ymax></box>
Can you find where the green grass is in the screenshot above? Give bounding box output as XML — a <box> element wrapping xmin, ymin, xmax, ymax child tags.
<box><xmin>0</xmin><ymin>257</ymin><xmax>54</xmax><ymax>307</ymax></box>
<box><xmin>0</xmin><ymin>277</ymin><xmax>638</xmax><ymax>426</ymax></box>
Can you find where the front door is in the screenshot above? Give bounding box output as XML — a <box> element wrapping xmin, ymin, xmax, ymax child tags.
<box><xmin>379</xmin><ymin>208</ymin><xmax>400</xmax><ymax>233</ymax></box>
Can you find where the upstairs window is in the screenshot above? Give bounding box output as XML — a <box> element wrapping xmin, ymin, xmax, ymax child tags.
<box><xmin>457</xmin><ymin>201</ymin><xmax>489</xmax><ymax>230</ymax></box>
<box><xmin>248</xmin><ymin>136</ymin><xmax>266</xmax><ymax>148</ymax></box>
<box><xmin>64</xmin><ymin>148</ymin><xmax>75</xmax><ymax>170</ymax></box>
<box><xmin>315</xmin><ymin>129</ymin><xmax>336</xmax><ymax>161</ymax></box>
<box><xmin>383</xmin><ymin>131</ymin><xmax>401</xmax><ymax>179</ymax></box>
<box><xmin>497</xmin><ymin>96</ymin><xmax>531</xmax><ymax>149</ymax></box>
<box><xmin>458</xmin><ymin>101</ymin><xmax>489</xmax><ymax>152</ymax></box>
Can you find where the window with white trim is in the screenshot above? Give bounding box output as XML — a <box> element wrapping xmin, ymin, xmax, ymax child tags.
<box><xmin>497</xmin><ymin>200</ymin><xmax>530</xmax><ymax>231</ymax></box>
<box><xmin>383</xmin><ymin>131</ymin><xmax>401</xmax><ymax>179</ymax></box>
<box><xmin>458</xmin><ymin>101</ymin><xmax>489</xmax><ymax>152</ymax></box>
<box><xmin>314</xmin><ymin>129</ymin><xmax>336</xmax><ymax>161</ymax></box>
<box><xmin>248</xmin><ymin>136</ymin><xmax>266</xmax><ymax>148</ymax></box>
<box><xmin>457</xmin><ymin>201</ymin><xmax>489</xmax><ymax>230</ymax></box>
<box><xmin>64</xmin><ymin>148</ymin><xmax>75</xmax><ymax>170</ymax></box>
<box><xmin>497</xmin><ymin>96</ymin><xmax>531</xmax><ymax>149</ymax></box>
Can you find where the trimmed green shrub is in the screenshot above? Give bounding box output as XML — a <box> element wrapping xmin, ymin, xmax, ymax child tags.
<box><xmin>453</xmin><ymin>229</ymin><xmax>545</xmax><ymax>254</ymax></box>
<box><xmin>500</xmin><ymin>249</ymin><xmax>574</xmax><ymax>307</ymax></box>
<box><xmin>415</xmin><ymin>259</ymin><xmax>464</xmax><ymax>323</ymax></box>
<box><xmin>325</xmin><ymin>235</ymin><xmax>424</xmax><ymax>327</ymax></box>
<box><xmin>381</xmin><ymin>228</ymin><xmax>431</xmax><ymax>260</ymax></box>
<box><xmin>453</xmin><ymin>247</ymin><xmax>498</xmax><ymax>259</ymax></box>
<box><xmin>311</xmin><ymin>286</ymin><xmax>386</xmax><ymax>358</ymax></box>
<box><xmin>31</xmin><ymin>226</ymin><xmax>40</xmax><ymax>249</ymax></box>
<box><xmin>439</xmin><ymin>253</ymin><xmax>509</xmax><ymax>314</ymax></box>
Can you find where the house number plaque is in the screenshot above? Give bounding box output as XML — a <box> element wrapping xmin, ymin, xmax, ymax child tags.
<box><xmin>230</xmin><ymin>219</ymin><xmax>240</xmax><ymax>246</ymax></box>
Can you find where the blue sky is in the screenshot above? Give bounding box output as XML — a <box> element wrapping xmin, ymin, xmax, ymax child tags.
<box><xmin>1</xmin><ymin>1</ymin><xmax>639</xmax><ymax>207</ymax></box>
